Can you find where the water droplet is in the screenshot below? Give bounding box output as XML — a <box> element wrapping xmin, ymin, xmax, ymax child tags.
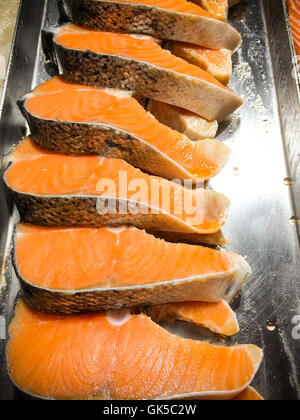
<box><xmin>266</xmin><ymin>320</ymin><xmax>276</xmax><ymax>331</ymax></box>
<box><xmin>233</xmin><ymin>167</ymin><xmax>239</xmax><ymax>176</ymax></box>
<box><xmin>284</xmin><ymin>177</ymin><xmax>293</xmax><ymax>186</ymax></box>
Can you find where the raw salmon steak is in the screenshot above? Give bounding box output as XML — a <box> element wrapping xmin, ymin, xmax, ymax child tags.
<box><xmin>45</xmin><ymin>23</ymin><xmax>243</xmax><ymax>121</ymax></box>
<box><xmin>170</xmin><ymin>43</ymin><xmax>232</xmax><ymax>85</ymax></box>
<box><xmin>7</xmin><ymin>300</ymin><xmax>263</xmax><ymax>400</ymax></box>
<box><xmin>20</xmin><ymin>77</ymin><xmax>230</xmax><ymax>181</ymax></box>
<box><xmin>4</xmin><ymin>138</ymin><xmax>231</xmax><ymax>241</ymax></box>
<box><xmin>13</xmin><ymin>224</ymin><xmax>250</xmax><ymax>313</ymax></box>
<box><xmin>147</xmin><ymin>300</ymin><xmax>239</xmax><ymax>336</ymax></box>
<box><xmin>59</xmin><ymin>0</ymin><xmax>241</xmax><ymax>50</ymax></box>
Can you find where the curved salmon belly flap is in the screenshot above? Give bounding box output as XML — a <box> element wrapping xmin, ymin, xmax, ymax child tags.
<box><xmin>13</xmin><ymin>224</ymin><xmax>250</xmax><ymax>313</ymax></box>
<box><xmin>21</xmin><ymin>77</ymin><xmax>230</xmax><ymax>181</ymax></box>
<box><xmin>170</xmin><ymin>43</ymin><xmax>232</xmax><ymax>85</ymax></box>
<box><xmin>148</xmin><ymin>100</ymin><xmax>218</xmax><ymax>140</ymax></box>
<box><xmin>7</xmin><ymin>300</ymin><xmax>263</xmax><ymax>400</ymax></box>
<box><xmin>60</xmin><ymin>0</ymin><xmax>241</xmax><ymax>50</ymax></box>
<box><xmin>4</xmin><ymin>138</ymin><xmax>230</xmax><ymax>236</ymax></box>
<box><xmin>148</xmin><ymin>300</ymin><xmax>239</xmax><ymax>336</ymax></box>
<box><xmin>47</xmin><ymin>24</ymin><xmax>243</xmax><ymax>121</ymax></box>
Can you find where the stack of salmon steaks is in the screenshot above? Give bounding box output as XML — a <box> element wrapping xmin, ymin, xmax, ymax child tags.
<box><xmin>3</xmin><ymin>0</ymin><xmax>264</xmax><ymax>400</ymax></box>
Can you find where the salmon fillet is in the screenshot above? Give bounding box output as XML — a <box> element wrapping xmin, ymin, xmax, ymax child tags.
<box><xmin>170</xmin><ymin>43</ymin><xmax>232</xmax><ymax>85</ymax></box>
<box><xmin>21</xmin><ymin>77</ymin><xmax>230</xmax><ymax>181</ymax></box>
<box><xmin>13</xmin><ymin>224</ymin><xmax>250</xmax><ymax>313</ymax></box>
<box><xmin>60</xmin><ymin>0</ymin><xmax>241</xmax><ymax>50</ymax></box>
<box><xmin>4</xmin><ymin>138</ymin><xmax>230</xmax><ymax>236</ymax></box>
<box><xmin>147</xmin><ymin>300</ymin><xmax>239</xmax><ymax>336</ymax></box>
<box><xmin>7</xmin><ymin>300</ymin><xmax>263</xmax><ymax>400</ymax></box>
<box><xmin>46</xmin><ymin>23</ymin><xmax>243</xmax><ymax>121</ymax></box>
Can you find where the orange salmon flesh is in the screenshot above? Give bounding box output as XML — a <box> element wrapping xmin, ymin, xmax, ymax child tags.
<box><xmin>196</xmin><ymin>0</ymin><xmax>228</xmax><ymax>21</ymax></box>
<box><xmin>5</xmin><ymin>138</ymin><xmax>230</xmax><ymax>234</ymax></box>
<box><xmin>171</xmin><ymin>43</ymin><xmax>232</xmax><ymax>85</ymax></box>
<box><xmin>55</xmin><ymin>24</ymin><xmax>231</xmax><ymax>92</ymax></box>
<box><xmin>97</xmin><ymin>0</ymin><xmax>214</xmax><ymax>18</ymax></box>
<box><xmin>7</xmin><ymin>300</ymin><xmax>263</xmax><ymax>400</ymax></box>
<box><xmin>25</xmin><ymin>77</ymin><xmax>230</xmax><ymax>180</ymax></box>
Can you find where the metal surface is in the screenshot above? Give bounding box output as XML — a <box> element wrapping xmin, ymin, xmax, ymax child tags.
<box><xmin>0</xmin><ymin>0</ymin><xmax>300</xmax><ymax>400</ymax></box>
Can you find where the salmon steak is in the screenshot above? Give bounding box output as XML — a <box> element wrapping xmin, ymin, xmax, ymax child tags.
<box><xmin>194</xmin><ymin>0</ymin><xmax>228</xmax><ymax>21</ymax></box>
<box><xmin>148</xmin><ymin>100</ymin><xmax>219</xmax><ymax>140</ymax></box>
<box><xmin>13</xmin><ymin>224</ymin><xmax>250</xmax><ymax>313</ymax></box>
<box><xmin>59</xmin><ymin>0</ymin><xmax>241</xmax><ymax>50</ymax></box>
<box><xmin>45</xmin><ymin>23</ymin><xmax>243</xmax><ymax>121</ymax></box>
<box><xmin>20</xmin><ymin>77</ymin><xmax>230</xmax><ymax>181</ymax></box>
<box><xmin>147</xmin><ymin>300</ymin><xmax>239</xmax><ymax>336</ymax></box>
<box><xmin>4</xmin><ymin>138</ymin><xmax>230</xmax><ymax>243</ymax></box>
<box><xmin>170</xmin><ymin>43</ymin><xmax>232</xmax><ymax>85</ymax></box>
<box><xmin>7</xmin><ymin>300</ymin><xmax>263</xmax><ymax>400</ymax></box>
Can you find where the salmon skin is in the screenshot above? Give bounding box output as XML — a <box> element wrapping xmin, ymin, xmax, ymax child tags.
<box><xmin>146</xmin><ymin>300</ymin><xmax>239</xmax><ymax>336</ymax></box>
<box><xmin>59</xmin><ymin>0</ymin><xmax>241</xmax><ymax>50</ymax></box>
<box><xmin>170</xmin><ymin>43</ymin><xmax>232</xmax><ymax>85</ymax></box>
<box><xmin>44</xmin><ymin>23</ymin><xmax>243</xmax><ymax>121</ymax></box>
<box><xmin>19</xmin><ymin>77</ymin><xmax>230</xmax><ymax>182</ymax></box>
<box><xmin>13</xmin><ymin>224</ymin><xmax>250</xmax><ymax>314</ymax></box>
<box><xmin>4</xmin><ymin>138</ymin><xmax>230</xmax><ymax>244</ymax></box>
<box><xmin>7</xmin><ymin>300</ymin><xmax>263</xmax><ymax>400</ymax></box>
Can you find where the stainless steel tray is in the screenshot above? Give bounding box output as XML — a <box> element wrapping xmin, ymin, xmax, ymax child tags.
<box><xmin>1</xmin><ymin>0</ymin><xmax>300</xmax><ymax>400</ymax></box>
